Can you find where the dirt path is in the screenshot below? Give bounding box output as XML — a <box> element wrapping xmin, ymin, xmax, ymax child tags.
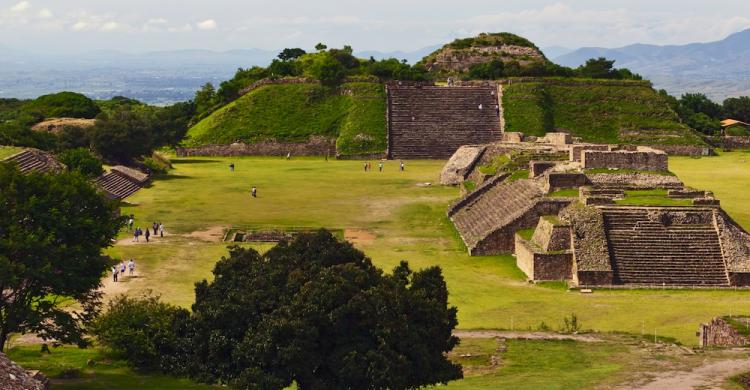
<box><xmin>344</xmin><ymin>228</ymin><xmax>376</xmax><ymax>245</ymax></box>
<box><xmin>182</xmin><ymin>225</ymin><xmax>227</xmax><ymax>242</ymax></box>
<box><xmin>453</xmin><ymin>330</ymin><xmax>603</xmax><ymax>343</ymax></box>
<box><xmin>620</xmin><ymin>357</ymin><xmax>750</xmax><ymax>389</ymax></box>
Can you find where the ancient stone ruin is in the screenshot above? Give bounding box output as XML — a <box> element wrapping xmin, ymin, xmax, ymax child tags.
<box><xmin>443</xmin><ymin>134</ymin><xmax>750</xmax><ymax>287</ymax></box>
<box><xmin>387</xmin><ymin>81</ymin><xmax>503</xmax><ymax>159</ymax></box>
<box><xmin>698</xmin><ymin>317</ymin><xmax>750</xmax><ymax>347</ymax></box>
<box><xmin>2</xmin><ymin>148</ymin><xmax>66</xmax><ymax>174</ymax></box>
<box><xmin>95</xmin><ymin>165</ymin><xmax>151</xmax><ymax>200</ymax></box>
<box><xmin>0</xmin><ymin>351</ymin><xmax>48</xmax><ymax>390</ymax></box>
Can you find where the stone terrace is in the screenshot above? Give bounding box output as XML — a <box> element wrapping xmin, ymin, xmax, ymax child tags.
<box><xmin>387</xmin><ymin>83</ymin><xmax>502</xmax><ymax>159</ymax></box>
<box><xmin>2</xmin><ymin>149</ymin><xmax>65</xmax><ymax>174</ymax></box>
<box><xmin>95</xmin><ymin>166</ymin><xmax>150</xmax><ymax>200</ymax></box>
<box><xmin>600</xmin><ymin>207</ymin><xmax>729</xmax><ymax>286</ymax></box>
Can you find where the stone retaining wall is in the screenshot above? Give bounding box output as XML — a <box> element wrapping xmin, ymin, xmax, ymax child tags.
<box><xmin>175</xmin><ymin>137</ymin><xmax>336</xmax><ymax>157</ymax></box>
<box><xmin>648</xmin><ymin>144</ymin><xmax>712</xmax><ymax>156</ymax></box>
<box><xmin>724</xmin><ymin>136</ymin><xmax>750</xmax><ymax>149</ymax></box>
<box><xmin>698</xmin><ymin>317</ymin><xmax>749</xmax><ymax>347</ymax></box>
<box><xmin>582</xmin><ymin>150</ymin><xmax>668</xmax><ymax>171</ymax></box>
<box><xmin>514</xmin><ymin>235</ymin><xmax>573</xmax><ymax>281</ymax></box>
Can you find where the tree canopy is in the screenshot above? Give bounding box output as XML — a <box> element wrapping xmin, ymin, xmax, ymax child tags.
<box><xmin>96</xmin><ymin>230</ymin><xmax>462</xmax><ymax>389</ymax></box>
<box><xmin>0</xmin><ymin>163</ymin><xmax>122</xmax><ymax>350</ymax></box>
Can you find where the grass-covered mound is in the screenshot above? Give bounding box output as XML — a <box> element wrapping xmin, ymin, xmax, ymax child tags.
<box><xmin>503</xmin><ymin>79</ymin><xmax>706</xmax><ymax>146</ymax></box>
<box><xmin>185</xmin><ymin>82</ymin><xmax>386</xmax><ymax>156</ymax></box>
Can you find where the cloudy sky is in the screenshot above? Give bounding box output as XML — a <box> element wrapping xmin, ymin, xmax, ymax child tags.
<box><xmin>2</xmin><ymin>0</ymin><xmax>750</xmax><ymax>53</ymax></box>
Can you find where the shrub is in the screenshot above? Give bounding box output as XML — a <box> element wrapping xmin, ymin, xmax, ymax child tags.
<box><xmin>58</xmin><ymin>148</ymin><xmax>103</xmax><ymax>178</ymax></box>
<box><xmin>91</xmin><ymin>294</ymin><xmax>189</xmax><ymax>371</ymax></box>
<box><xmin>726</xmin><ymin>125</ymin><xmax>750</xmax><ymax>136</ymax></box>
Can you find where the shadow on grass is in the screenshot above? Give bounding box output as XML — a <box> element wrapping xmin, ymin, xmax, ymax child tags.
<box><xmin>170</xmin><ymin>159</ymin><xmax>222</xmax><ymax>164</ymax></box>
<box><xmin>148</xmin><ymin>175</ymin><xmax>192</xmax><ymax>182</ymax></box>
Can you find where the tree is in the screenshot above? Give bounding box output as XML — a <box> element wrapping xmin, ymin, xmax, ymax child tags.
<box><xmin>468</xmin><ymin>60</ymin><xmax>505</xmax><ymax>79</ymax></box>
<box><xmin>193</xmin><ymin>83</ymin><xmax>217</xmax><ymax>117</ymax></box>
<box><xmin>0</xmin><ymin>164</ymin><xmax>122</xmax><ymax>350</ymax></box>
<box><xmin>308</xmin><ymin>54</ymin><xmax>346</xmax><ymax>87</ymax></box>
<box><xmin>58</xmin><ymin>148</ymin><xmax>104</xmax><ymax>178</ymax></box>
<box><xmin>723</xmin><ymin>96</ymin><xmax>750</xmax><ymax>123</ymax></box>
<box><xmin>25</xmin><ymin>92</ymin><xmax>101</xmax><ymax>119</ymax></box>
<box><xmin>278</xmin><ymin>48</ymin><xmax>306</xmax><ymax>62</ymax></box>
<box><xmin>110</xmin><ymin>230</ymin><xmax>461</xmax><ymax>388</ymax></box>
<box><xmin>89</xmin><ymin>108</ymin><xmax>155</xmax><ymax>163</ymax></box>
<box><xmin>679</xmin><ymin>93</ymin><xmax>724</xmax><ymax>119</ymax></box>
<box><xmin>314</xmin><ymin>42</ymin><xmax>328</xmax><ymax>51</ymax></box>
<box><xmin>576</xmin><ymin>57</ymin><xmax>618</xmax><ymax>79</ymax></box>
<box><xmin>92</xmin><ymin>294</ymin><xmax>189</xmax><ymax>370</ymax></box>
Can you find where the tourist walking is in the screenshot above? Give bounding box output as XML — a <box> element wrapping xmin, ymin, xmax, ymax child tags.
<box><xmin>378</xmin><ymin>162</ymin><xmax>384</xmax><ymax>172</ymax></box>
<box><xmin>152</xmin><ymin>222</ymin><xmax>158</xmax><ymax>236</ymax></box>
<box><xmin>145</xmin><ymin>228</ymin><xmax>150</xmax><ymax>242</ymax></box>
<box><xmin>364</xmin><ymin>162</ymin><xmax>368</xmax><ymax>172</ymax></box>
<box><xmin>229</xmin><ymin>163</ymin><xmax>235</xmax><ymax>172</ymax></box>
<box><xmin>128</xmin><ymin>259</ymin><xmax>135</xmax><ymax>276</ymax></box>
<box><xmin>127</xmin><ymin>216</ymin><xmax>134</xmax><ymax>231</ymax></box>
<box><xmin>120</xmin><ymin>261</ymin><xmax>127</xmax><ymax>277</ymax></box>
<box><xmin>159</xmin><ymin>223</ymin><xmax>164</xmax><ymax>237</ymax></box>
<box><xmin>251</xmin><ymin>186</ymin><xmax>257</xmax><ymax>198</ymax></box>
<box><xmin>286</xmin><ymin>152</ymin><xmax>291</xmax><ymax>160</ymax></box>
<box><xmin>112</xmin><ymin>266</ymin><xmax>118</xmax><ymax>282</ymax></box>
<box><xmin>400</xmin><ymin>160</ymin><xmax>405</xmax><ymax>171</ymax></box>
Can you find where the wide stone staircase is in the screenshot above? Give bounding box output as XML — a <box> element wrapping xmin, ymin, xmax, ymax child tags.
<box><xmin>601</xmin><ymin>207</ymin><xmax>729</xmax><ymax>286</ymax></box>
<box><xmin>451</xmin><ymin>179</ymin><xmax>544</xmax><ymax>250</ymax></box>
<box><xmin>388</xmin><ymin>84</ymin><xmax>502</xmax><ymax>159</ymax></box>
<box><xmin>4</xmin><ymin>149</ymin><xmax>64</xmax><ymax>174</ymax></box>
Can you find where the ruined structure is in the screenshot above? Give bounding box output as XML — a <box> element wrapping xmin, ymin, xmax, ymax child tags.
<box><xmin>95</xmin><ymin>165</ymin><xmax>150</xmax><ymax>200</ymax></box>
<box><xmin>0</xmin><ymin>352</ymin><xmax>48</xmax><ymax>390</ymax></box>
<box><xmin>387</xmin><ymin>82</ymin><xmax>502</xmax><ymax>159</ymax></box>
<box><xmin>444</xmin><ymin>133</ymin><xmax>750</xmax><ymax>287</ymax></box>
<box><xmin>2</xmin><ymin>148</ymin><xmax>66</xmax><ymax>174</ymax></box>
<box><xmin>699</xmin><ymin>317</ymin><xmax>750</xmax><ymax>347</ymax></box>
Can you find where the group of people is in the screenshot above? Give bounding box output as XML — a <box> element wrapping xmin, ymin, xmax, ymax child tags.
<box><xmin>129</xmin><ymin>216</ymin><xmax>165</xmax><ymax>243</ymax></box>
<box><xmin>112</xmin><ymin>259</ymin><xmax>136</xmax><ymax>282</ymax></box>
<box><xmin>363</xmin><ymin>160</ymin><xmax>405</xmax><ymax>172</ymax></box>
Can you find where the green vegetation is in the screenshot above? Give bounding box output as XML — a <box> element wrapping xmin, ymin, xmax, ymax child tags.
<box><xmin>659</xmin><ymin>92</ymin><xmax>750</xmax><ymax>136</ymax></box>
<box><xmin>516</xmin><ymin>228</ymin><xmax>535</xmax><ymax>241</ymax></box>
<box><xmin>446</xmin><ymin>339</ymin><xmax>630</xmax><ymax>389</ymax></box>
<box><xmin>614</xmin><ymin>189</ymin><xmax>693</xmax><ymax>207</ymax></box>
<box><xmin>507</xmin><ymin>169</ymin><xmax>530</xmax><ymax>182</ymax></box>
<box><xmin>584</xmin><ymin>168</ymin><xmax>676</xmax><ymax>176</ymax></box>
<box><xmin>446</xmin><ymin>32</ymin><xmax>539</xmax><ymax>50</ymax></box>
<box><xmin>463</xmin><ymin>180</ymin><xmax>476</xmax><ymax>192</ymax></box>
<box><xmin>503</xmin><ymin>79</ymin><xmax>705</xmax><ymax>146</ymax></box>
<box><xmin>548</xmin><ymin>188</ymin><xmax>579</xmax><ymax>197</ymax></box>
<box><xmin>186</xmin><ymin>82</ymin><xmax>386</xmax><ymax>156</ymax></box>
<box><xmin>0</xmin><ymin>145</ymin><xmax>22</xmax><ymax>159</ymax></box>
<box><xmin>7</xmin><ymin>345</ymin><xmax>212</xmax><ymax>389</ymax></box>
<box><xmin>720</xmin><ymin>316</ymin><xmax>750</xmax><ymax>339</ymax></box>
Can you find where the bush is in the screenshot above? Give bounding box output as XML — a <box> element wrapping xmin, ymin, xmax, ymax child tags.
<box><xmin>58</xmin><ymin>148</ymin><xmax>103</xmax><ymax>178</ymax></box>
<box><xmin>726</xmin><ymin>125</ymin><xmax>750</xmax><ymax>136</ymax></box>
<box><xmin>308</xmin><ymin>53</ymin><xmax>346</xmax><ymax>87</ymax></box>
<box><xmin>91</xmin><ymin>294</ymin><xmax>189</xmax><ymax>371</ymax></box>
<box><xmin>26</xmin><ymin>92</ymin><xmax>100</xmax><ymax>119</ymax></box>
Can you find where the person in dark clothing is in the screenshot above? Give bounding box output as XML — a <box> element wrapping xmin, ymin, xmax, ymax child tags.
<box><xmin>229</xmin><ymin>163</ymin><xmax>235</xmax><ymax>172</ymax></box>
<box><xmin>251</xmin><ymin>186</ymin><xmax>257</xmax><ymax>198</ymax></box>
<box><xmin>145</xmin><ymin>228</ymin><xmax>150</xmax><ymax>242</ymax></box>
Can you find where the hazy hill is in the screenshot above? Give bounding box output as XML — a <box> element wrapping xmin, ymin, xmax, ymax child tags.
<box><xmin>555</xmin><ymin>29</ymin><xmax>750</xmax><ymax>100</ymax></box>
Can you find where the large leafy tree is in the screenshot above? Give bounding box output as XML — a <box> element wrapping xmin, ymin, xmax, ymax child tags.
<box><xmin>177</xmin><ymin>230</ymin><xmax>461</xmax><ymax>389</ymax></box>
<box><xmin>58</xmin><ymin>148</ymin><xmax>104</xmax><ymax>178</ymax></box>
<box><xmin>0</xmin><ymin>164</ymin><xmax>122</xmax><ymax>350</ymax></box>
<box><xmin>723</xmin><ymin>96</ymin><xmax>750</xmax><ymax>123</ymax></box>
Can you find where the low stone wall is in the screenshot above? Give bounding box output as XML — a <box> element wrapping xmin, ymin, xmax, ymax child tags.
<box><xmin>514</xmin><ymin>235</ymin><xmax>573</xmax><ymax>281</ymax></box>
<box><xmin>724</xmin><ymin>136</ymin><xmax>750</xmax><ymax>149</ymax></box>
<box><xmin>648</xmin><ymin>145</ymin><xmax>712</xmax><ymax>156</ymax></box>
<box><xmin>335</xmin><ymin>152</ymin><xmax>388</xmax><ymax>160</ymax></box>
<box><xmin>570</xmin><ymin>144</ymin><xmax>610</xmax><ymax>162</ymax></box>
<box><xmin>582</xmin><ymin>150</ymin><xmax>668</xmax><ymax>171</ymax></box>
<box><xmin>530</xmin><ymin>161</ymin><xmax>557</xmax><ymax>178</ymax></box>
<box><xmin>440</xmin><ymin>145</ymin><xmax>486</xmax><ymax>185</ymax></box>
<box><xmin>698</xmin><ymin>317</ymin><xmax>749</xmax><ymax>347</ymax></box>
<box><xmin>175</xmin><ymin>137</ymin><xmax>336</xmax><ymax>157</ymax></box>
<box><xmin>531</xmin><ymin>218</ymin><xmax>571</xmax><ymax>252</ymax></box>
<box><xmin>586</xmin><ymin>173</ymin><xmax>683</xmax><ymax>189</ymax></box>
<box><xmin>560</xmin><ymin>204</ymin><xmax>612</xmax><ymax>274</ymax></box>
<box><xmin>715</xmin><ymin>210</ymin><xmax>750</xmax><ymax>275</ymax></box>
<box><xmin>575</xmin><ymin>270</ymin><xmax>614</xmax><ymax>286</ymax></box>
<box><xmin>546</xmin><ymin>173</ymin><xmax>589</xmax><ymax>191</ymax></box>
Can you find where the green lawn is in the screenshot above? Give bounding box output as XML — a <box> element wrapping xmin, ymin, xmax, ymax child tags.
<box><xmin>13</xmin><ymin>152</ymin><xmax>750</xmax><ymax>389</ymax></box>
<box><xmin>6</xmin><ymin>345</ymin><xmax>212</xmax><ymax>389</ymax></box>
<box><xmin>0</xmin><ymin>145</ymin><xmax>23</xmax><ymax>159</ymax></box>
<box><xmin>104</xmin><ymin>154</ymin><xmax>750</xmax><ymax>347</ymax></box>
<box><xmin>614</xmin><ymin>189</ymin><xmax>694</xmax><ymax>207</ymax></box>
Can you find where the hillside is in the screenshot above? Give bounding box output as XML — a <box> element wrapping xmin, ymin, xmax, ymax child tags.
<box><xmin>502</xmin><ymin>78</ymin><xmax>705</xmax><ymax>145</ymax></box>
<box><xmin>185</xmin><ymin>82</ymin><xmax>386</xmax><ymax>156</ymax></box>
<box><xmin>554</xmin><ymin>28</ymin><xmax>750</xmax><ymax>100</ymax></box>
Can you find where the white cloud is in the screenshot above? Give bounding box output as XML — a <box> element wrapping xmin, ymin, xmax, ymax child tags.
<box><xmin>37</xmin><ymin>8</ymin><xmax>52</xmax><ymax>18</ymax></box>
<box><xmin>100</xmin><ymin>21</ymin><xmax>119</xmax><ymax>31</ymax></box>
<box><xmin>196</xmin><ymin>19</ymin><xmax>216</xmax><ymax>30</ymax></box>
<box><xmin>147</xmin><ymin>17</ymin><xmax>167</xmax><ymax>24</ymax></box>
<box><xmin>70</xmin><ymin>21</ymin><xmax>88</xmax><ymax>31</ymax></box>
<box><xmin>10</xmin><ymin>1</ymin><xmax>30</xmax><ymax>12</ymax></box>
<box><xmin>168</xmin><ymin>23</ymin><xmax>193</xmax><ymax>33</ymax></box>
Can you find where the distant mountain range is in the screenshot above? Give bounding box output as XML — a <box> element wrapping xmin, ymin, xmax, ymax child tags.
<box><xmin>1</xmin><ymin>29</ymin><xmax>748</xmax><ymax>103</ymax></box>
<box><xmin>553</xmin><ymin>28</ymin><xmax>750</xmax><ymax>101</ymax></box>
